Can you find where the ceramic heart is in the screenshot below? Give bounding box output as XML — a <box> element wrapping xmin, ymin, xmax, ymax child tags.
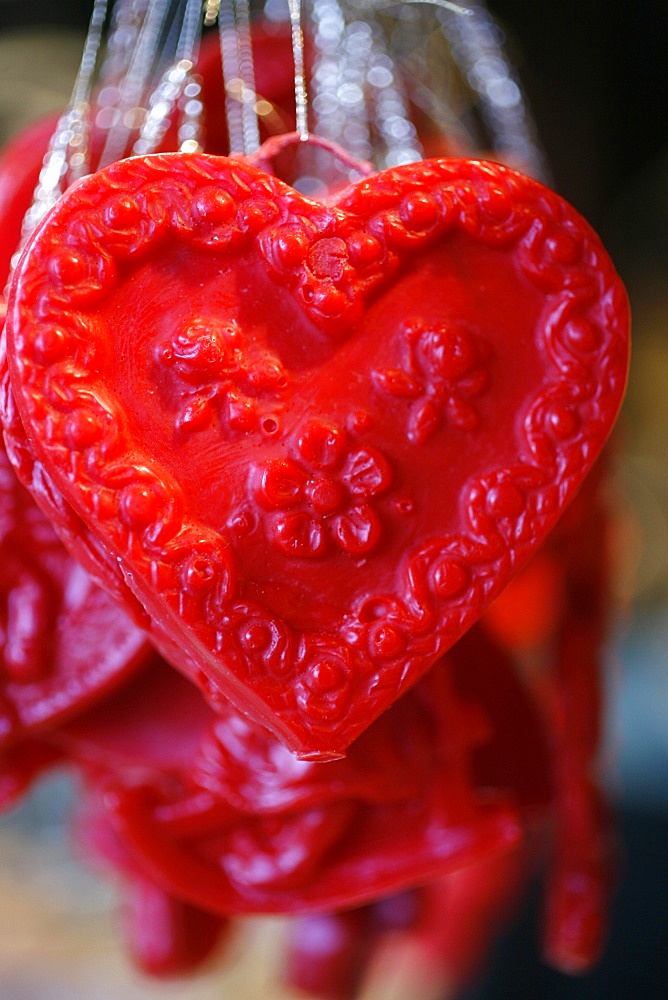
<box><xmin>4</xmin><ymin>152</ymin><xmax>630</xmax><ymax>758</ymax></box>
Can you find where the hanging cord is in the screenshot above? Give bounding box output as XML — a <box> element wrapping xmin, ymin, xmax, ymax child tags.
<box><xmin>366</xmin><ymin>21</ymin><xmax>423</xmax><ymax>166</ymax></box>
<box><xmin>354</xmin><ymin>0</ymin><xmax>473</xmax><ymax>19</ymax></box>
<box><xmin>219</xmin><ymin>0</ymin><xmax>261</xmax><ymax>155</ymax></box>
<box><xmin>96</xmin><ymin>0</ymin><xmax>151</xmax><ymax>90</ymax></box>
<box><xmin>288</xmin><ymin>0</ymin><xmax>310</xmax><ymax>140</ymax></box>
<box><xmin>67</xmin><ymin>0</ymin><xmax>111</xmax><ymax>182</ymax></box>
<box><xmin>133</xmin><ymin>0</ymin><xmax>206</xmax><ymax>155</ymax></box>
<box><xmin>10</xmin><ymin>0</ymin><xmax>110</xmax><ymax>278</ymax></box>
<box><xmin>309</xmin><ymin>1</ymin><xmax>421</xmax><ymax>168</ymax></box>
<box><xmin>98</xmin><ymin>0</ymin><xmax>175</xmax><ymax>166</ymax></box>
<box><xmin>437</xmin><ymin>0</ymin><xmax>549</xmax><ymax>179</ymax></box>
<box><xmin>342</xmin><ymin>0</ymin><xmax>546</xmax><ymax>177</ymax></box>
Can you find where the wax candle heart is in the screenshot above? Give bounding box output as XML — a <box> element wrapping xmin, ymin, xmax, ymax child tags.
<box><xmin>0</xmin><ymin>340</ymin><xmax>149</xmax><ymax>761</ymax></box>
<box><xmin>55</xmin><ymin>629</ymin><xmax>545</xmax><ymax>916</ymax></box>
<box><xmin>4</xmin><ymin>152</ymin><xmax>630</xmax><ymax>758</ymax></box>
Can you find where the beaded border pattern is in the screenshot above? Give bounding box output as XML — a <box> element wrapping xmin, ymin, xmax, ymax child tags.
<box><xmin>5</xmin><ymin>154</ymin><xmax>629</xmax><ymax>753</ymax></box>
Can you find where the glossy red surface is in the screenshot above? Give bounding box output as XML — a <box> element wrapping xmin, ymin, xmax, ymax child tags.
<box><xmin>0</xmin><ymin>16</ymin><xmax>629</xmax><ymax>985</ymax></box>
<box><xmin>54</xmin><ymin>628</ymin><xmax>549</xmax><ymax>918</ymax></box>
<box><xmin>73</xmin><ymin>774</ymin><xmax>229</xmax><ymax>977</ymax></box>
<box><xmin>0</xmin><ymin>414</ymin><xmax>149</xmax><ymax>772</ymax></box>
<box><xmin>4</xmin><ymin>149</ymin><xmax>630</xmax><ymax>758</ymax></box>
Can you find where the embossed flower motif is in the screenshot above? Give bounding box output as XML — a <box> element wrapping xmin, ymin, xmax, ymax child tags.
<box><xmin>255</xmin><ymin>419</ymin><xmax>392</xmax><ymax>559</ymax></box>
<box><xmin>294</xmin><ymin>637</ymin><xmax>355</xmax><ymax>727</ymax></box>
<box><xmin>157</xmin><ymin>317</ymin><xmax>287</xmax><ymax>435</ymax></box>
<box><xmin>374</xmin><ymin>319</ymin><xmax>491</xmax><ymax>444</ymax></box>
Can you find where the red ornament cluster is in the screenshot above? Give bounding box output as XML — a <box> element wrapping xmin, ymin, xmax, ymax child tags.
<box><xmin>0</xmin><ymin>21</ymin><xmax>630</xmax><ymax>999</ymax></box>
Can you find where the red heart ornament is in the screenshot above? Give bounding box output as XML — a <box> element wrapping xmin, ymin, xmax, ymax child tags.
<box><xmin>56</xmin><ymin>630</ymin><xmax>544</xmax><ymax>916</ymax></box>
<box><xmin>4</xmin><ymin>152</ymin><xmax>630</xmax><ymax>758</ymax></box>
<box><xmin>0</xmin><ymin>349</ymin><xmax>149</xmax><ymax>760</ymax></box>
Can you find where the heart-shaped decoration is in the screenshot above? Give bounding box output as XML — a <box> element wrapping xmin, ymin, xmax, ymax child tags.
<box><xmin>0</xmin><ymin>369</ymin><xmax>149</xmax><ymax>762</ymax></box>
<box><xmin>56</xmin><ymin>628</ymin><xmax>545</xmax><ymax>916</ymax></box>
<box><xmin>4</xmin><ymin>151</ymin><xmax>630</xmax><ymax>758</ymax></box>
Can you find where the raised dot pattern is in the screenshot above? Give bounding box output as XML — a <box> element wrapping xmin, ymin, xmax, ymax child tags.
<box><xmin>157</xmin><ymin>317</ymin><xmax>289</xmax><ymax>436</ymax></box>
<box><xmin>5</xmin><ymin>154</ymin><xmax>630</xmax><ymax>754</ymax></box>
<box><xmin>374</xmin><ymin>317</ymin><xmax>491</xmax><ymax>443</ymax></box>
<box><xmin>254</xmin><ymin>418</ymin><xmax>392</xmax><ymax>560</ymax></box>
